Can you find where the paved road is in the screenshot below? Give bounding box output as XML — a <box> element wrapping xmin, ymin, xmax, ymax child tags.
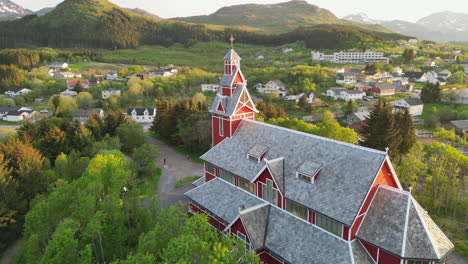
<box><xmin>146</xmin><ymin>137</ymin><xmax>203</xmax><ymax>207</ymax></box>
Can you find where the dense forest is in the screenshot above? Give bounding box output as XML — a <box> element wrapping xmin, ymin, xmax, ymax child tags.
<box><xmin>0</xmin><ymin>0</ymin><xmax>406</xmax><ymax>50</ymax></box>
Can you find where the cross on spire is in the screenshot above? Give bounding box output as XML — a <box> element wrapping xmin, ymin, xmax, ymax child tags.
<box><xmin>230</xmin><ymin>35</ymin><xmax>235</xmax><ymax>49</ymax></box>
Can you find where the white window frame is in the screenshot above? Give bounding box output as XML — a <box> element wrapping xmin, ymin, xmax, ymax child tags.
<box><xmin>219</xmin><ymin>117</ymin><xmax>224</xmax><ymax>137</ymax></box>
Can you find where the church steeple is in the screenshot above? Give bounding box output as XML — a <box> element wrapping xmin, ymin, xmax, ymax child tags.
<box><xmin>209</xmin><ymin>41</ymin><xmax>258</xmax><ymax>147</ymax></box>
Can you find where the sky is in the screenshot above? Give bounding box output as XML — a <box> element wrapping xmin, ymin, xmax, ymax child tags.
<box><xmin>14</xmin><ymin>0</ymin><xmax>468</xmax><ymax>22</ymax></box>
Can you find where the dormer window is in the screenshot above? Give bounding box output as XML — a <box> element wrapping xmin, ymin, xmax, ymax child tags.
<box><xmin>247</xmin><ymin>144</ymin><xmax>269</xmax><ymax>163</ymax></box>
<box><xmin>296</xmin><ymin>161</ymin><xmax>323</xmax><ymax>184</ymax></box>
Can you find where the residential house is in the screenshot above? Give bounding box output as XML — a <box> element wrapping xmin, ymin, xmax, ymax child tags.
<box><xmin>66</xmin><ymin>79</ymin><xmax>90</xmax><ymax>90</ymax></box>
<box><xmin>404</xmin><ymin>72</ymin><xmax>427</xmax><ymax>82</ymax></box>
<box><xmin>201</xmin><ymin>84</ymin><xmax>219</xmax><ymax>92</ymax></box>
<box><xmin>284</xmin><ymin>92</ymin><xmax>314</xmax><ymax>104</ymax></box>
<box><xmin>72</xmin><ymin>108</ymin><xmax>105</xmax><ymax>125</ymax></box>
<box><xmin>149</xmin><ymin>69</ymin><xmax>171</xmax><ymax>78</ymax></box>
<box><xmin>256</xmin><ymin>80</ymin><xmax>288</xmax><ymax>97</ymax></box>
<box><xmin>106</xmin><ymin>71</ymin><xmax>118</xmax><ymax>80</ymax></box>
<box><xmin>346</xmin><ymin>109</ymin><xmax>370</xmax><ymax>125</ymax></box>
<box><xmin>164</xmin><ymin>67</ymin><xmax>178</xmax><ymax>74</ymax></box>
<box><xmin>445</xmin><ymin>55</ymin><xmax>458</xmax><ymax>61</ymax></box>
<box><xmin>408</xmin><ymin>38</ymin><xmax>418</xmax><ymax>43</ymax></box>
<box><xmin>60</xmin><ymin>90</ymin><xmax>78</xmax><ymax>98</ymax></box>
<box><xmin>5</xmin><ymin>87</ymin><xmax>32</xmax><ymax>98</ymax></box>
<box><xmin>187</xmin><ymin>47</ymin><xmax>454</xmax><ymax>264</ymax></box>
<box><xmin>330</xmin><ymin>67</ymin><xmax>346</xmax><ymax>73</ymax></box>
<box><xmin>448</xmin><ymin>120</ymin><xmax>468</xmax><ymax>136</ymax></box>
<box><xmin>392</xmin><ymin>66</ymin><xmax>403</xmax><ymax>75</ymax></box>
<box><xmin>89</xmin><ymin>78</ymin><xmax>101</xmax><ymax>85</ymax></box>
<box><xmin>325</xmin><ymin>88</ymin><xmax>366</xmax><ymax>101</ymax></box>
<box><xmin>443</xmin><ymin>89</ymin><xmax>468</xmax><ymax>104</ymax></box>
<box><xmin>53</xmin><ymin>72</ymin><xmax>75</xmax><ymax>79</ymax></box>
<box><xmin>34</xmin><ymin>98</ymin><xmax>45</xmax><ymax>103</ymax></box>
<box><xmin>101</xmin><ymin>88</ymin><xmax>121</xmax><ymax>100</ymax></box>
<box><xmin>48</xmin><ymin>62</ymin><xmax>68</xmax><ymax>72</ymax></box>
<box><xmin>358</xmin><ymin>72</ymin><xmax>380</xmax><ymax>83</ymax></box>
<box><xmin>460</xmin><ymin>60</ymin><xmax>468</xmax><ymax>73</ymax></box>
<box><xmin>393</xmin><ymin>97</ymin><xmax>424</xmax><ymax>116</ymax></box>
<box><xmin>372</xmin><ymin>84</ymin><xmax>396</xmax><ymax>96</ymax></box>
<box><xmin>2</xmin><ymin>107</ymin><xmax>33</xmax><ymax>122</ymax></box>
<box><xmin>436</xmin><ymin>69</ymin><xmax>452</xmax><ymax>79</ymax></box>
<box><xmin>336</xmin><ymin>72</ymin><xmax>357</xmax><ymax>85</ymax></box>
<box><xmin>127</xmin><ymin>108</ymin><xmax>156</xmax><ymax>123</ymax></box>
<box><xmin>0</xmin><ymin>106</ymin><xmax>29</xmax><ymax>117</ymax></box>
<box><xmin>424</xmin><ymin>59</ymin><xmax>437</xmax><ymax>67</ymax></box>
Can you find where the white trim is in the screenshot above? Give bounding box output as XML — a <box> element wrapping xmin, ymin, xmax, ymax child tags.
<box><xmin>401</xmin><ymin>193</ymin><xmax>412</xmax><ymax>257</ymax></box>
<box><xmin>355</xmin><ymin>185</ymin><xmax>383</xmax><ymax>236</ymax></box>
<box><xmin>359</xmin><ymin>240</ymin><xmax>377</xmax><ymax>264</ymax></box>
<box><xmin>239</xmin><ymin>202</ymin><xmax>270</xmax><ymax>215</ymax></box>
<box><xmin>219</xmin><ymin>117</ymin><xmax>224</xmax><ymax>137</ymax></box>
<box><xmin>377</xmin><ymin>248</ymin><xmax>380</xmax><ymax>263</ymax></box>
<box><xmin>385</xmin><ymin>156</ymin><xmax>403</xmax><ymax>190</ymax></box>
<box><xmin>349</xmin><ymin>241</ymin><xmax>355</xmax><ymax>264</ymax></box>
<box><xmin>350</xmin><ymin>157</ymin><xmax>387</xmax><ymax>227</ymax></box>
<box><xmin>223</xmin><ymin>215</ymin><xmax>240</xmax><ymax>232</ymax></box>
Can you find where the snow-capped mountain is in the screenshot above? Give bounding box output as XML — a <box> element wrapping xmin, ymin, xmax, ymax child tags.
<box><xmin>417</xmin><ymin>11</ymin><xmax>468</xmax><ymax>33</ymax></box>
<box><xmin>343</xmin><ymin>13</ymin><xmax>383</xmax><ymax>25</ymax></box>
<box><xmin>0</xmin><ymin>0</ymin><xmax>32</xmax><ymax>19</ymax></box>
<box><xmin>343</xmin><ymin>11</ymin><xmax>468</xmax><ymax>43</ymax></box>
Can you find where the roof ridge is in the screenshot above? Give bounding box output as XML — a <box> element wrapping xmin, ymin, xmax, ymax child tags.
<box><xmin>242</xmin><ymin>119</ymin><xmax>387</xmax><ymax>156</ymax></box>
<box><xmin>411</xmin><ymin>197</ymin><xmax>440</xmax><ymax>259</ymax></box>
<box><xmin>401</xmin><ymin>192</ymin><xmax>412</xmax><ymax>257</ymax></box>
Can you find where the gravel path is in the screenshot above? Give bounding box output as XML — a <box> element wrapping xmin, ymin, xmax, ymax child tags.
<box><xmin>146</xmin><ymin>137</ymin><xmax>203</xmax><ymax>207</ymax></box>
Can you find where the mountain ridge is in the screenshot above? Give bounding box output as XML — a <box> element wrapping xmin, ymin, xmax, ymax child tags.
<box><xmin>344</xmin><ymin>11</ymin><xmax>468</xmax><ymax>42</ymax></box>
<box><xmin>0</xmin><ymin>0</ymin><xmax>32</xmax><ymax>20</ymax></box>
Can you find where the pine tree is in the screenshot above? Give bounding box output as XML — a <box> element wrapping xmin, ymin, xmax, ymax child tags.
<box><xmin>360</xmin><ymin>100</ymin><xmax>401</xmax><ymax>158</ymax></box>
<box><xmin>395</xmin><ymin>109</ymin><xmax>416</xmax><ymax>158</ymax></box>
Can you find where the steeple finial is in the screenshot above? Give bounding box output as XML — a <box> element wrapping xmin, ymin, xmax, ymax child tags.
<box><xmin>230</xmin><ymin>35</ymin><xmax>235</xmax><ymax>49</ymax></box>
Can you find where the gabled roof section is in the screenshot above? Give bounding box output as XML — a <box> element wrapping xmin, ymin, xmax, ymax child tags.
<box><xmin>248</xmin><ymin>144</ymin><xmax>269</xmax><ymax>158</ymax></box>
<box><xmin>224</xmin><ymin>49</ymin><xmax>241</xmax><ymax>61</ymax></box>
<box><xmin>297</xmin><ymin>160</ymin><xmax>322</xmax><ymax>178</ymax></box>
<box><xmin>220</xmin><ymin>66</ymin><xmax>239</xmax><ymax>87</ymax></box>
<box><xmin>185</xmin><ymin>178</ymin><xmax>264</xmax><ymax>223</ymax></box>
<box><xmin>200</xmin><ymin>119</ymin><xmax>387</xmax><ymax>226</ymax></box>
<box><xmin>351</xmin><ymin>240</ymin><xmax>375</xmax><ymax>264</ymax></box>
<box><xmin>209</xmin><ymin>85</ymin><xmax>258</xmax><ymax>117</ymax></box>
<box><xmin>266</xmin><ymin>158</ymin><xmax>284</xmax><ymax>192</ymax></box>
<box><xmin>357</xmin><ymin>185</ymin><xmax>453</xmax><ymax>260</ymax></box>
<box><xmin>239</xmin><ymin>203</ymin><xmax>270</xmax><ymax>250</ymax></box>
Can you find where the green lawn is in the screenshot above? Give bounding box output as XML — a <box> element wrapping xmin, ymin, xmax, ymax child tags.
<box><xmin>420</xmin><ymin>103</ymin><xmax>468</xmax><ymax>119</ymax></box>
<box><xmin>374</xmin><ymin>93</ymin><xmax>414</xmax><ymax>101</ymax></box>
<box><xmin>98</xmin><ymin>41</ymin><xmax>312</xmax><ymax>72</ymax></box>
<box><xmin>175</xmin><ymin>176</ymin><xmax>202</xmax><ymax>188</ymax></box>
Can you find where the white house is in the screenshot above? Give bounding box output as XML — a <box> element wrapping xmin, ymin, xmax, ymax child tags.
<box><xmin>53</xmin><ymin>72</ymin><xmax>76</xmax><ymax>79</ymax></box>
<box><xmin>408</xmin><ymin>39</ymin><xmax>418</xmax><ymax>44</ymax></box>
<box><xmin>325</xmin><ymin>88</ymin><xmax>366</xmax><ymax>101</ymax></box>
<box><xmin>3</xmin><ymin>107</ymin><xmax>34</xmax><ymax>122</ymax></box>
<box><xmin>106</xmin><ymin>71</ymin><xmax>118</xmax><ymax>80</ymax></box>
<box><xmin>0</xmin><ymin>106</ymin><xmax>31</xmax><ymax>117</ymax></box>
<box><xmin>201</xmin><ymin>84</ymin><xmax>219</xmax><ymax>92</ymax></box>
<box><xmin>312</xmin><ymin>51</ymin><xmax>389</xmax><ymax>64</ymax></box>
<box><xmin>48</xmin><ymin>62</ymin><xmax>69</xmax><ymax>72</ymax></box>
<box><xmin>127</xmin><ymin>108</ymin><xmax>156</xmax><ymax>123</ymax></box>
<box><xmin>72</xmin><ymin>108</ymin><xmax>105</xmax><ymax>124</ymax></box>
<box><xmin>284</xmin><ymin>92</ymin><xmax>314</xmax><ymax>104</ymax></box>
<box><xmin>282</xmin><ymin>48</ymin><xmax>294</xmax><ymax>53</ymax></box>
<box><xmin>60</xmin><ymin>90</ymin><xmax>78</xmax><ymax>98</ymax></box>
<box><xmin>101</xmin><ymin>88</ymin><xmax>121</xmax><ymax>100</ymax></box>
<box><xmin>336</xmin><ymin>72</ymin><xmax>358</xmax><ymax>85</ymax></box>
<box><xmin>393</xmin><ymin>67</ymin><xmax>403</xmax><ymax>75</ymax></box>
<box><xmin>393</xmin><ymin>98</ymin><xmax>424</xmax><ymax>116</ymax></box>
<box><xmin>346</xmin><ymin>110</ymin><xmax>370</xmax><ymax>125</ymax></box>
<box><xmin>404</xmin><ymin>72</ymin><xmax>428</xmax><ymax>82</ymax></box>
<box><xmin>5</xmin><ymin>87</ymin><xmax>32</xmax><ymax>98</ymax></box>
<box><xmin>256</xmin><ymin>79</ymin><xmax>288</xmax><ymax>97</ymax></box>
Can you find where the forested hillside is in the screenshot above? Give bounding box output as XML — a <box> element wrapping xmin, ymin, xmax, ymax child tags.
<box><xmin>0</xmin><ymin>0</ymin><xmax>407</xmax><ymax>50</ymax></box>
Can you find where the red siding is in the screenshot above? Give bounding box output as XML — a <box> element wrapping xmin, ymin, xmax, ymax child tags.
<box><xmin>236</xmin><ymin>105</ymin><xmax>255</xmax><ymax>114</ymax></box>
<box><xmin>233</xmin><ymin>71</ymin><xmax>244</xmax><ymax>84</ymax></box>
<box><xmin>212</xmin><ymin>115</ymin><xmax>231</xmax><ymax>146</ymax></box>
<box><xmin>308</xmin><ymin>211</ymin><xmax>316</xmax><ymax>224</ymax></box>
<box><xmin>277</xmin><ymin>191</ymin><xmax>283</xmax><ymax>209</ymax></box>
<box><xmin>189</xmin><ymin>202</ymin><xmax>201</xmax><ymax>214</ymax></box>
<box><xmin>351</xmin><ymin>214</ymin><xmax>364</xmax><ymax>240</ymax></box>
<box><xmin>257</xmin><ymin>250</ymin><xmax>283</xmax><ymax>264</ymax></box>
<box><xmin>208</xmin><ymin>216</ymin><xmax>221</xmax><ymax>229</ymax></box>
<box><xmin>255</xmin><ymin>169</ymin><xmax>279</xmax><ymax>189</ymax></box>
<box><xmin>222</xmin><ymin>87</ymin><xmax>232</xmax><ymax>96</ymax></box>
<box><xmin>230</xmin><ymin>218</ymin><xmax>250</xmax><ymax>244</ymax></box>
<box><xmin>361</xmin><ymin>240</ymin><xmax>378</xmax><ymax>261</ymax></box>
<box><xmin>351</xmin><ymin>160</ymin><xmax>399</xmax><ymax>239</ymax></box>
<box><xmin>254</xmin><ymin>168</ymin><xmax>283</xmax><ymax>206</ymax></box>
<box><xmin>378</xmin><ymin>249</ymin><xmax>400</xmax><ymax>264</ymax></box>
<box><xmin>343</xmin><ymin>226</ymin><xmax>350</xmax><ymax>240</ymax></box>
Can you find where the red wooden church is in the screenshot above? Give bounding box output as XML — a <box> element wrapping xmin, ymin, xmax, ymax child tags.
<box><xmin>185</xmin><ymin>46</ymin><xmax>454</xmax><ymax>264</ymax></box>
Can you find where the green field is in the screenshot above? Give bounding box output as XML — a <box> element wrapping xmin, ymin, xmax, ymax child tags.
<box><xmin>98</xmin><ymin>41</ymin><xmax>312</xmax><ymax>72</ymax></box>
<box><xmin>420</xmin><ymin>103</ymin><xmax>468</xmax><ymax>119</ymax></box>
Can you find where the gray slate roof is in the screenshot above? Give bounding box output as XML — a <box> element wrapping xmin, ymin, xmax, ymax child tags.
<box><xmin>357</xmin><ymin>186</ymin><xmax>453</xmax><ymax>259</ymax></box>
<box><xmin>265</xmin><ymin>206</ymin><xmax>352</xmax><ymax>264</ymax></box>
<box><xmin>450</xmin><ymin>120</ymin><xmax>468</xmax><ymax>129</ymax></box>
<box><xmin>200</xmin><ymin>119</ymin><xmax>387</xmax><ymax>226</ymax></box>
<box><xmin>404</xmin><ymin>97</ymin><xmax>424</xmax><ymax>106</ymax></box>
<box><xmin>297</xmin><ymin>160</ymin><xmax>322</xmax><ymax>177</ymax></box>
<box><xmin>248</xmin><ymin>144</ymin><xmax>269</xmax><ymax>157</ymax></box>
<box><xmin>185</xmin><ymin>178</ymin><xmax>264</xmax><ymax>223</ymax></box>
<box><xmin>127</xmin><ymin>108</ymin><xmax>155</xmax><ymax>116</ymax></box>
<box><xmin>266</xmin><ymin>158</ymin><xmax>285</xmax><ymax>192</ymax></box>
<box><xmin>224</xmin><ymin>49</ymin><xmax>241</xmax><ymax>61</ymax></box>
<box><xmin>239</xmin><ymin>203</ymin><xmax>270</xmax><ymax>249</ymax></box>
<box><xmin>351</xmin><ymin>240</ymin><xmax>375</xmax><ymax>264</ymax></box>
<box><xmin>209</xmin><ymin>84</ymin><xmax>258</xmax><ymax>117</ymax></box>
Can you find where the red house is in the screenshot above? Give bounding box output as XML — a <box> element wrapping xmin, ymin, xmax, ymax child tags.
<box><xmin>185</xmin><ymin>47</ymin><xmax>453</xmax><ymax>264</ymax></box>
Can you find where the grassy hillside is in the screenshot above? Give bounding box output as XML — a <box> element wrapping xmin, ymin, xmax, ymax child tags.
<box><xmin>175</xmin><ymin>0</ymin><xmax>395</xmax><ymax>35</ymax></box>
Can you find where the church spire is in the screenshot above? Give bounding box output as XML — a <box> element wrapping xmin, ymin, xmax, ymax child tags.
<box><xmin>230</xmin><ymin>35</ymin><xmax>235</xmax><ymax>49</ymax></box>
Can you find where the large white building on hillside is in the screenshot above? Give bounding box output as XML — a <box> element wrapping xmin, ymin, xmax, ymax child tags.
<box><xmin>312</xmin><ymin>51</ymin><xmax>389</xmax><ymax>65</ymax></box>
